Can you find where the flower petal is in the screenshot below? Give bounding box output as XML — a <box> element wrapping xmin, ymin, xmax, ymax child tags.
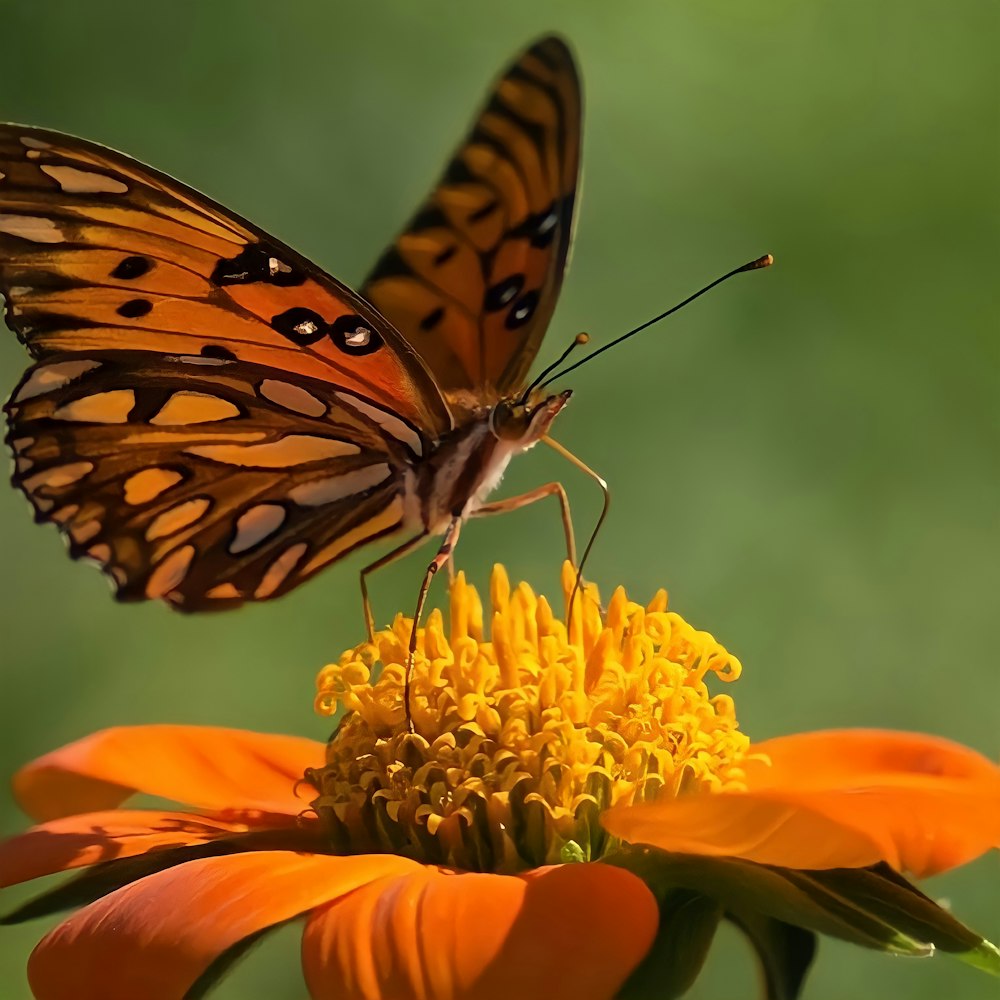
<box><xmin>302</xmin><ymin>862</ymin><xmax>658</xmax><ymax>1000</ymax></box>
<box><xmin>0</xmin><ymin>809</ymin><xmax>314</xmax><ymax>888</ymax></box>
<box><xmin>605</xmin><ymin>730</ymin><xmax>1000</xmax><ymax>876</ymax></box>
<box><xmin>27</xmin><ymin>851</ymin><xmax>420</xmax><ymax>1000</ymax></box>
<box><xmin>749</xmin><ymin>730</ymin><xmax>1000</xmax><ymax>875</ymax></box>
<box><xmin>603</xmin><ymin>793</ymin><xmax>887</xmax><ymax>870</ymax></box>
<box><xmin>746</xmin><ymin>729</ymin><xmax>1000</xmax><ymax>791</ymax></box>
<box><xmin>13</xmin><ymin>726</ymin><xmax>324</xmax><ymax>821</ymax></box>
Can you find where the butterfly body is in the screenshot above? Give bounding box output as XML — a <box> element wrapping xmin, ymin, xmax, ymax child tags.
<box><xmin>406</xmin><ymin>389</ymin><xmax>572</xmax><ymax>536</ymax></box>
<box><xmin>0</xmin><ymin>36</ymin><xmax>582</xmax><ymax>613</ymax></box>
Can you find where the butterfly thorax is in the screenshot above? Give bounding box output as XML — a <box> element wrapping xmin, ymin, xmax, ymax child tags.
<box><xmin>408</xmin><ymin>389</ymin><xmax>572</xmax><ymax>535</ymax></box>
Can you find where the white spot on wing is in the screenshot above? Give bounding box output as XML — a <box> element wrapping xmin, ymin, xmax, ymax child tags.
<box><xmin>168</xmin><ymin>355</ymin><xmax>232</xmax><ymax>367</ymax></box>
<box><xmin>290</xmin><ymin>463</ymin><xmax>392</xmax><ymax>507</ymax></box>
<box><xmin>345</xmin><ymin>326</ymin><xmax>371</xmax><ymax>347</ymax></box>
<box><xmin>0</xmin><ymin>214</ymin><xmax>64</xmax><ymax>243</ymax></box>
<box><xmin>230</xmin><ymin>503</ymin><xmax>287</xmax><ymax>554</ymax></box>
<box><xmin>335</xmin><ymin>392</ymin><xmax>423</xmax><ymax>456</ymax></box>
<box><xmin>40</xmin><ymin>164</ymin><xmax>128</xmax><ymax>195</ymax></box>
<box><xmin>260</xmin><ymin>379</ymin><xmax>326</xmax><ymax>417</ymax></box>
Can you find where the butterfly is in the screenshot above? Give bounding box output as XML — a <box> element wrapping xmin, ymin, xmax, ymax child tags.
<box><xmin>0</xmin><ymin>36</ymin><xmax>589</xmax><ymax>633</ymax></box>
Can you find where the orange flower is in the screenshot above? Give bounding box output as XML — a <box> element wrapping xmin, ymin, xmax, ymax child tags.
<box><xmin>2</xmin><ymin>567</ymin><xmax>998</xmax><ymax>999</ymax></box>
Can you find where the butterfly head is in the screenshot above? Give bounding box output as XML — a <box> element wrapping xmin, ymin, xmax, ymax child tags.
<box><xmin>488</xmin><ymin>389</ymin><xmax>572</xmax><ymax>447</ymax></box>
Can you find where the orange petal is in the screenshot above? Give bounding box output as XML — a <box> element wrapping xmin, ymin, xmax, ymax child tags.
<box><xmin>0</xmin><ymin>809</ymin><xmax>314</xmax><ymax>888</ymax></box>
<box><xmin>603</xmin><ymin>792</ymin><xmax>888</xmax><ymax>870</ymax></box>
<box><xmin>27</xmin><ymin>851</ymin><xmax>421</xmax><ymax>1000</ymax></box>
<box><xmin>750</xmin><ymin>729</ymin><xmax>1000</xmax><ymax>875</ymax></box>
<box><xmin>302</xmin><ymin>862</ymin><xmax>658</xmax><ymax>1000</ymax></box>
<box><xmin>605</xmin><ymin>730</ymin><xmax>1000</xmax><ymax>877</ymax></box>
<box><xmin>13</xmin><ymin>726</ymin><xmax>324</xmax><ymax>821</ymax></box>
<box><xmin>747</xmin><ymin>729</ymin><xmax>1000</xmax><ymax>791</ymax></box>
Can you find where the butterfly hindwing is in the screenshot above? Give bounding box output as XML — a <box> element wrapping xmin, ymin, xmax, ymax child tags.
<box><xmin>0</xmin><ymin>123</ymin><xmax>452</xmax><ymax>436</ymax></box>
<box><xmin>5</xmin><ymin>351</ymin><xmax>413</xmax><ymax>608</ymax></box>
<box><xmin>361</xmin><ymin>35</ymin><xmax>582</xmax><ymax>394</ymax></box>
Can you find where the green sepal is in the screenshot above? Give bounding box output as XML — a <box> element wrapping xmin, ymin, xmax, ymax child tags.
<box><xmin>618</xmin><ymin>888</ymin><xmax>723</xmax><ymax>1000</ymax></box>
<box><xmin>727</xmin><ymin>908</ymin><xmax>817</xmax><ymax>1000</ymax></box>
<box><xmin>608</xmin><ymin>846</ymin><xmax>999</xmax><ymax>977</ymax></box>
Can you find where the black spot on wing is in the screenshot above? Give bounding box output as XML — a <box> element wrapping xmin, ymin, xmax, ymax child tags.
<box><xmin>111</xmin><ymin>255</ymin><xmax>151</xmax><ymax>280</ymax></box>
<box><xmin>212</xmin><ymin>245</ymin><xmax>305</xmax><ymax>287</ymax></box>
<box><xmin>504</xmin><ymin>289</ymin><xmax>539</xmax><ymax>330</ymax></box>
<box><xmin>433</xmin><ymin>245</ymin><xmax>457</xmax><ymax>267</ymax></box>
<box><xmin>484</xmin><ymin>274</ymin><xmax>524</xmax><ymax>312</ymax></box>
<box><xmin>271</xmin><ymin>307</ymin><xmax>329</xmax><ymax>345</ymax></box>
<box><xmin>201</xmin><ymin>344</ymin><xmax>237</xmax><ymax>361</ymax></box>
<box><xmin>329</xmin><ymin>315</ymin><xmax>384</xmax><ymax>356</ymax></box>
<box><xmin>117</xmin><ymin>299</ymin><xmax>152</xmax><ymax>319</ymax></box>
<box><xmin>419</xmin><ymin>306</ymin><xmax>445</xmax><ymax>331</ymax></box>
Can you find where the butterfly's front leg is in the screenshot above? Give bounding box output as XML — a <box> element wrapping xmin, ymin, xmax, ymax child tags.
<box><xmin>472</xmin><ymin>482</ymin><xmax>577</xmax><ymax>567</ymax></box>
<box><xmin>405</xmin><ymin>516</ymin><xmax>462</xmax><ymax>732</ymax></box>
<box><xmin>359</xmin><ymin>532</ymin><xmax>430</xmax><ymax>642</ymax></box>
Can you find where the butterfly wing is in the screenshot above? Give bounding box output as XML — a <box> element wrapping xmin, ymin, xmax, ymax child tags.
<box><xmin>0</xmin><ymin>123</ymin><xmax>451</xmax><ymax>606</ymax></box>
<box><xmin>0</xmin><ymin>124</ymin><xmax>452</xmax><ymax>434</ymax></box>
<box><xmin>361</xmin><ymin>35</ymin><xmax>582</xmax><ymax>395</ymax></box>
<box><xmin>6</xmin><ymin>351</ymin><xmax>417</xmax><ymax>608</ymax></box>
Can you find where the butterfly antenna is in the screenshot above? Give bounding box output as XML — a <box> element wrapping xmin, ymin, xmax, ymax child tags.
<box><xmin>539</xmin><ymin>254</ymin><xmax>774</xmax><ymax>389</ymax></box>
<box><xmin>520</xmin><ymin>332</ymin><xmax>591</xmax><ymax>404</ymax></box>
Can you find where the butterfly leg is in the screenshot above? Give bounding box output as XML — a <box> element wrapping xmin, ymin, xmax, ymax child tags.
<box><xmin>359</xmin><ymin>532</ymin><xmax>429</xmax><ymax>642</ymax></box>
<box><xmin>472</xmin><ymin>482</ymin><xmax>577</xmax><ymax>566</ymax></box>
<box><xmin>405</xmin><ymin>516</ymin><xmax>462</xmax><ymax>732</ymax></box>
<box><xmin>540</xmin><ymin>437</ymin><xmax>610</xmax><ymax>623</ymax></box>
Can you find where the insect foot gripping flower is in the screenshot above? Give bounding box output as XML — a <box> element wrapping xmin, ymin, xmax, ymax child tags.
<box><xmin>1</xmin><ymin>566</ymin><xmax>999</xmax><ymax>1000</ymax></box>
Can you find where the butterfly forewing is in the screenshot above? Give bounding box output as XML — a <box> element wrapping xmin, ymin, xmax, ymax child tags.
<box><xmin>0</xmin><ymin>124</ymin><xmax>451</xmax><ymax>435</ymax></box>
<box><xmin>361</xmin><ymin>35</ymin><xmax>581</xmax><ymax>395</ymax></box>
<box><xmin>6</xmin><ymin>352</ymin><xmax>411</xmax><ymax>608</ymax></box>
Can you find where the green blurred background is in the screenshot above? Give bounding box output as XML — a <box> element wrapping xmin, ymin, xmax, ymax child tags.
<box><xmin>0</xmin><ymin>1</ymin><xmax>996</xmax><ymax>997</ymax></box>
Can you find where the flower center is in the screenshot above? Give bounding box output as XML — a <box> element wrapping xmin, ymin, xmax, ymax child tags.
<box><xmin>308</xmin><ymin>564</ymin><xmax>750</xmax><ymax>873</ymax></box>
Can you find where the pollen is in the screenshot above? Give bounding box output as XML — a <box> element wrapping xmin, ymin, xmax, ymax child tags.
<box><xmin>309</xmin><ymin>564</ymin><xmax>751</xmax><ymax>873</ymax></box>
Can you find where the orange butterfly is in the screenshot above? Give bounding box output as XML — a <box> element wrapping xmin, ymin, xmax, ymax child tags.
<box><xmin>1</xmin><ymin>36</ymin><xmax>589</xmax><ymax>633</ymax></box>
